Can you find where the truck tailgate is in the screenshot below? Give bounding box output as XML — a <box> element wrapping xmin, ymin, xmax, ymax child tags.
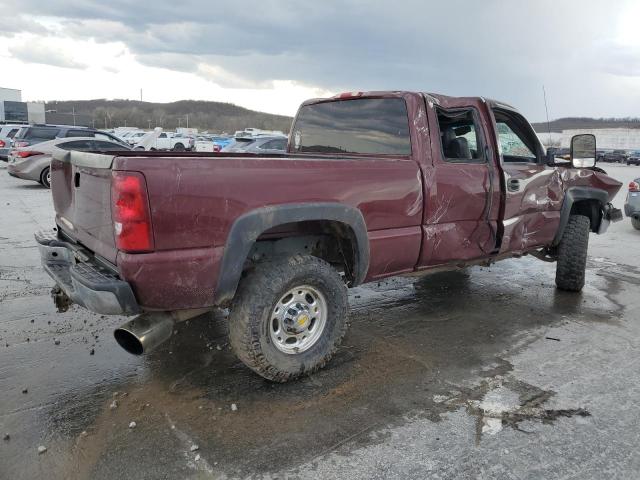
<box><xmin>50</xmin><ymin>151</ymin><xmax>118</xmax><ymax>264</ymax></box>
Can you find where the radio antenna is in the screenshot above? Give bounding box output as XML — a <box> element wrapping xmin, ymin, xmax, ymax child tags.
<box><xmin>542</xmin><ymin>85</ymin><xmax>551</xmax><ymax>146</ymax></box>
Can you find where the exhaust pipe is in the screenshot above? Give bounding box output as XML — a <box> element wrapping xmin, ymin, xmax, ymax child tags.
<box><xmin>114</xmin><ymin>308</ymin><xmax>210</xmax><ymax>355</ymax></box>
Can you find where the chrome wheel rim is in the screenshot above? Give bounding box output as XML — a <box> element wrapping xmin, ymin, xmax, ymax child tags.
<box><xmin>269</xmin><ymin>285</ymin><xmax>327</xmax><ymax>354</ymax></box>
<box><xmin>46</xmin><ymin>171</ymin><xmax>51</xmax><ymax>186</ymax></box>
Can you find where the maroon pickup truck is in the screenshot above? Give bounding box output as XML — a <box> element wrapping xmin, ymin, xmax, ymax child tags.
<box><xmin>36</xmin><ymin>91</ymin><xmax>622</xmax><ymax>382</ymax></box>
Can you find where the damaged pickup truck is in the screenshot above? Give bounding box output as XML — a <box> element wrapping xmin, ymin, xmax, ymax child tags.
<box><xmin>36</xmin><ymin>91</ymin><xmax>623</xmax><ymax>382</ymax></box>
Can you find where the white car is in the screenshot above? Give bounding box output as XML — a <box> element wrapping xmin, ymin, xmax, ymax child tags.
<box><xmin>0</xmin><ymin>124</ymin><xmax>25</xmax><ymax>161</ymax></box>
<box><xmin>152</xmin><ymin>132</ymin><xmax>194</xmax><ymax>151</ymax></box>
<box><xmin>126</xmin><ymin>131</ymin><xmax>148</xmax><ymax>145</ymax></box>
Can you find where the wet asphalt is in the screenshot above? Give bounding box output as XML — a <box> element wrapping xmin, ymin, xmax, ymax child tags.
<box><xmin>1</xmin><ymin>163</ymin><xmax>639</xmax><ymax>480</ymax></box>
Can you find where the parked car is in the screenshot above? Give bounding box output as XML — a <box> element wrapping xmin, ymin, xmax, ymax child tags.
<box><xmin>193</xmin><ymin>136</ymin><xmax>221</xmax><ymax>153</ymax></box>
<box><xmin>7</xmin><ymin>137</ymin><xmax>131</xmax><ymax>188</ymax></box>
<box><xmin>11</xmin><ymin>124</ymin><xmax>129</xmax><ymax>150</ymax></box>
<box><xmin>222</xmin><ymin>135</ymin><xmax>287</xmax><ymax>154</ymax></box>
<box><xmin>626</xmin><ymin>151</ymin><xmax>640</xmax><ymax>166</ymax></box>
<box><xmin>0</xmin><ymin>124</ymin><xmax>24</xmax><ymax>161</ymax></box>
<box><xmin>36</xmin><ymin>91</ymin><xmax>622</xmax><ymax>382</ymax></box>
<box><xmin>624</xmin><ymin>178</ymin><xmax>640</xmax><ymax>230</ymax></box>
<box><xmin>141</xmin><ymin>132</ymin><xmax>195</xmax><ymax>151</ymax></box>
<box><xmin>222</xmin><ymin>135</ymin><xmax>287</xmax><ymax>153</ymax></box>
<box><xmin>125</xmin><ymin>131</ymin><xmax>148</xmax><ymax>145</ymax></box>
<box><xmin>546</xmin><ymin>147</ymin><xmax>570</xmax><ymax>163</ymax></box>
<box><xmin>601</xmin><ymin>149</ymin><xmax>628</xmax><ymax>163</ymax></box>
<box><xmin>220</xmin><ymin>137</ymin><xmax>256</xmax><ymax>152</ymax></box>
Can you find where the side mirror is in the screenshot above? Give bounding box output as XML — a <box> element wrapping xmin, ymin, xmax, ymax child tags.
<box><xmin>570</xmin><ymin>134</ymin><xmax>596</xmax><ymax>168</ymax></box>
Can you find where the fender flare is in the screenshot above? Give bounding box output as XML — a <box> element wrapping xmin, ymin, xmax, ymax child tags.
<box><xmin>213</xmin><ymin>203</ymin><xmax>369</xmax><ymax>304</ymax></box>
<box><xmin>552</xmin><ymin>186</ymin><xmax>609</xmax><ymax>246</ymax></box>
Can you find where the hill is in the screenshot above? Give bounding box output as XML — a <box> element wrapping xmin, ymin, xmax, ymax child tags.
<box><xmin>531</xmin><ymin>117</ymin><xmax>640</xmax><ymax>133</ymax></box>
<box><xmin>44</xmin><ymin>99</ymin><xmax>293</xmax><ymax>134</ymax></box>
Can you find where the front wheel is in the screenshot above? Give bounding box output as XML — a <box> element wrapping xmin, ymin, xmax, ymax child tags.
<box><xmin>555</xmin><ymin>214</ymin><xmax>590</xmax><ymax>291</ymax></box>
<box><xmin>228</xmin><ymin>255</ymin><xmax>348</xmax><ymax>382</ymax></box>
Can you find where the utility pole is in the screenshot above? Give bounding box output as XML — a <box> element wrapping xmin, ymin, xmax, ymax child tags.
<box><xmin>148</xmin><ymin>119</ymin><xmax>151</xmax><ymax>129</ymax></box>
<box><xmin>140</xmin><ymin>88</ymin><xmax>143</xmax><ymax>102</ymax></box>
<box><xmin>186</xmin><ymin>114</ymin><xmax>189</xmax><ymax>129</ymax></box>
<box><xmin>542</xmin><ymin>85</ymin><xmax>551</xmax><ymax>146</ymax></box>
<box><xmin>72</xmin><ymin>107</ymin><xmax>76</xmax><ymax>126</ymax></box>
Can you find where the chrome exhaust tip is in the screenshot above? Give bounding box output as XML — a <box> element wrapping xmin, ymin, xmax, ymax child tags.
<box><xmin>114</xmin><ymin>312</ymin><xmax>174</xmax><ymax>355</ymax></box>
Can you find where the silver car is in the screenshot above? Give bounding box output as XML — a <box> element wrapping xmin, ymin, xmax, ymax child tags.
<box><xmin>7</xmin><ymin>137</ymin><xmax>131</xmax><ymax>188</ymax></box>
<box><xmin>0</xmin><ymin>124</ymin><xmax>24</xmax><ymax>161</ymax></box>
<box><xmin>222</xmin><ymin>136</ymin><xmax>288</xmax><ymax>154</ymax></box>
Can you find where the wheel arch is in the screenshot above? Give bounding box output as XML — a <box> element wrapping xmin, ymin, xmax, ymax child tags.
<box><xmin>213</xmin><ymin>203</ymin><xmax>369</xmax><ymax>304</ymax></box>
<box><xmin>552</xmin><ymin>186</ymin><xmax>609</xmax><ymax>246</ymax></box>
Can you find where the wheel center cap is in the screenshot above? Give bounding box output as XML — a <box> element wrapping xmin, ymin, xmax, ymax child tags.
<box><xmin>295</xmin><ymin>313</ymin><xmax>310</xmax><ymax>329</ymax></box>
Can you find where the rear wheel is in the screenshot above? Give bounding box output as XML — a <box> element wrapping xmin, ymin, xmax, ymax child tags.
<box><xmin>555</xmin><ymin>214</ymin><xmax>590</xmax><ymax>291</ymax></box>
<box><xmin>173</xmin><ymin>143</ymin><xmax>185</xmax><ymax>151</ymax></box>
<box><xmin>228</xmin><ymin>255</ymin><xmax>348</xmax><ymax>382</ymax></box>
<box><xmin>632</xmin><ymin>218</ymin><xmax>640</xmax><ymax>231</ymax></box>
<box><xmin>40</xmin><ymin>167</ymin><xmax>51</xmax><ymax>189</ymax></box>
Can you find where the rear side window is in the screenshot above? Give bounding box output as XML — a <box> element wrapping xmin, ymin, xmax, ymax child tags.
<box><xmin>93</xmin><ymin>140</ymin><xmax>131</xmax><ymax>151</ymax></box>
<box><xmin>436</xmin><ymin>109</ymin><xmax>484</xmax><ymax>162</ymax></box>
<box><xmin>19</xmin><ymin>127</ymin><xmax>60</xmax><ymax>141</ymax></box>
<box><xmin>59</xmin><ymin>140</ymin><xmax>95</xmax><ymax>151</ymax></box>
<box><xmin>66</xmin><ymin>130</ymin><xmax>94</xmax><ymax>137</ymax></box>
<box><xmin>292</xmin><ymin>98</ymin><xmax>411</xmax><ymax>155</ymax></box>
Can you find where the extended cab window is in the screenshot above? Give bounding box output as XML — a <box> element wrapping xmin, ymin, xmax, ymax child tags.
<box><xmin>436</xmin><ymin>109</ymin><xmax>484</xmax><ymax>162</ymax></box>
<box><xmin>291</xmin><ymin>98</ymin><xmax>411</xmax><ymax>155</ymax></box>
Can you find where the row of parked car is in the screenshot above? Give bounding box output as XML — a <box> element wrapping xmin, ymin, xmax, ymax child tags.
<box><xmin>114</xmin><ymin>128</ymin><xmax>288</xmax><ymax>154</ymax></box>
<box><xmin>546</xmin><ymin>147</ymin><xmax>640</xmax><ymax>165</ymax></box>
<box><xmin>1</xmin><ymin>123</ymin><xmax>289</xmax><ymax>189</ymax></box>
<box><xmin>597</xmin><ymin>149</ymin><xmax>640</xmax><ymax>165</ymax></box>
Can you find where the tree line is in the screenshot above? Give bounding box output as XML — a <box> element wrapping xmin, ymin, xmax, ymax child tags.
<box><xmin>44</xmin><ymin>99</ymin><xmax>293</xmax><ymax>134</ymax></box>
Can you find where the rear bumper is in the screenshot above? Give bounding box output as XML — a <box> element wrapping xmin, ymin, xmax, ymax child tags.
<box><xmin>625</xmin><ymin>196</ymin><xmax>640</xmax><ymax>218</ymax></box>
<box><xmin>35</xmin><ymin>229</ymin><xmax>140</xmax><ymax>315</ymax></box>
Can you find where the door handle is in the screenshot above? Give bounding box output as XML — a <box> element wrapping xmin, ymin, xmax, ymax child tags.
<box><xmin>507</xmin><ymin>178</ymin><xmax>520</xmax><ymax>192</ymax></box>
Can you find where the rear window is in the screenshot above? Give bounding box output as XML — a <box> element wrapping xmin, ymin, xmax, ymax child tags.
<box><xmin>17</xmin><ymin>127</ymin><xmax>60</xmax><ymax>141</ymax></box>
<box><xmin>291</xmin><ymin>98</ymin><xmax>411</xmax><ymax>155</ymax></box>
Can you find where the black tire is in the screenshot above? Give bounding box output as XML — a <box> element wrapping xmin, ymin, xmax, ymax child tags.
<box><xmin>632</xmin><ymin>218</ymin><xmax>640</xmax><ymax>231</ymax></box>
<box><xmin>228</xmin><ymin>255</ymin><xmax>348</xmax><ymax>382</ymax></box>
<box><xmin>555</xmin><ymin>214</ymin><xmax>590</xmax><ymax>292</ymax></box>
<box><xmin>40</xmin><ymin>167</ymin><xmax>51</xmax><ymax>189</ymax></box>
<box><xmin>173</xmin><ymin>143</ymin><xmax>185</xmax><ymax>151</ymax></box>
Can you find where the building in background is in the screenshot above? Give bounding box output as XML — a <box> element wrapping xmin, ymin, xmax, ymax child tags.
<box><xmin>561</xmin><ymin>128</ymin><xmax>640</xmax><ymax>150</ymax></box>
<box><xmin>0</xmin><ymin>87</ymin><xmax>45</xmax><ymax>124</ymax></box>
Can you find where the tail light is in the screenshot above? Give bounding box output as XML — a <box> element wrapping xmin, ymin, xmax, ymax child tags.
<box><xmin>630</xmin><ymin>181</ymin><xmax>640</xmax><ymax>192</ymax></box>
<box><xmin>111</xmin><ymin>171</ymin><xmax>154</xmax><ymax>252</ymax></box>
<box><xmin>16</xmin><ymin>150</ymin><xmax>43</xmax><ymax>158</ymax></box>
<box><xmin>0</xmin><ymin>140</ymin><xmax>5</xmax><ymax>147</ymax></box>
<box><xmin>213</xmin><ymin>144</ymin><xmax>221</xmax><ymax>152</ymax></box>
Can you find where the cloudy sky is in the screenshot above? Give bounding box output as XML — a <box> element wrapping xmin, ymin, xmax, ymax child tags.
<box><xmin>0</xmin><ymin>0</ymin><xmax>638</xmax><ymax>121</ymax></box>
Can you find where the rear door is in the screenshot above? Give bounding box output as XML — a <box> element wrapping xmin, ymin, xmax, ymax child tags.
<box><xmin>418</xmin><ymin>98</ymin><xmax>500</xmax><ymax>266</ymax></box>
<box><xmin>489</xmin><ymin>107</ymin><xmax>563</xmax><ymax>253</ymax></box>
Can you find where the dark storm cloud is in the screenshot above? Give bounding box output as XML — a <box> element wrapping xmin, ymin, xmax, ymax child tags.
<box><xmin>5</xmin><ymin>0</ymin><xmax>639</xmax><ymax>119</ymax></box>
